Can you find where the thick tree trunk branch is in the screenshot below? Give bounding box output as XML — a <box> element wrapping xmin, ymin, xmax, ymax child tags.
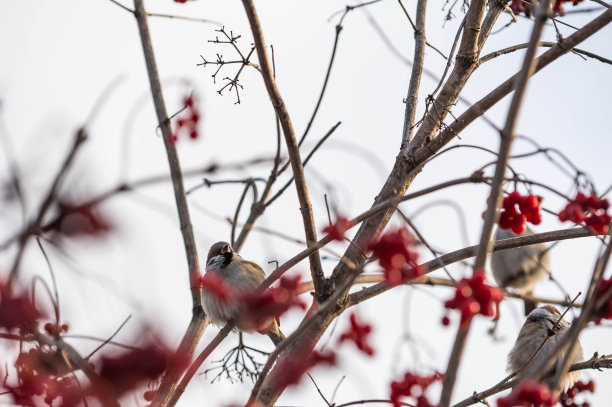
<box><xmin>413</xmin><ymin>7</ymin><xmax>612</xmax><ymax>165</ymax></box>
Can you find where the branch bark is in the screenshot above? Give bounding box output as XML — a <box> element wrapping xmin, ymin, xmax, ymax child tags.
<box><xmin>400</xmin><ymin>0</ymin><xmax>428</xmax><ymax>148</ymax></box>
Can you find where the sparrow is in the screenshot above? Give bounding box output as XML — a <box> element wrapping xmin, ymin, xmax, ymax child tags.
<box><xmin>491</xmin><ymin>228</ymin><xmax>549</xmax><ymax>315</ymax></box>
<box><xmin>202</xmin><ymin>241</ymin><xmax>286</xmax><ymax>346</ymax></box>
<box><xmin>507</xmin><ymin>305</ymin><xmax>583</xmax><ymax>394</ymax></box>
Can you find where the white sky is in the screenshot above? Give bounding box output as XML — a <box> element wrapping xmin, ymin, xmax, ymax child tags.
<box><xmin>1</xmin><ymin>1</ymin><xmax>611</xmax><ymax>406</ymax></box>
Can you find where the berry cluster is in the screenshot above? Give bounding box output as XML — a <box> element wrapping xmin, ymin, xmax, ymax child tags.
<box><xmin>509</xmin><ymin>0</ymin><xmax>584</xmax><ymax>17</ymax></box>
<box><xmin>323</xmin><ymin>217</ymin><xmax>351</xmax><ymax>241</ymax></box>
<box><xmin>560</xmin><ymin>380</ymin><xmax>595</xmax><ymax>407</ymax></box>
<box><xmin>53</xmin><ymin>202</ymin><xmax>112</xmax><ymax>238</ymax></box>
<box><xmin>367</xmin><ymin>227</ymin><xmax>424</xmax><ymax>286</ymax></box>
<box><xmin>389</xmin><ymin>371</ymin><xmax>442</xmax><ymax>407</ymax></box>
<box><xmin>241</xmin><ymin>275</ymin><xmax>307</xmax><ymax>333</ymax></box>
<box><xmin>497</xmin><ymin>380</ymin><xmax>558</xmax><ymax>407</ymax></box>
<box><xmin>173</xmin><ymin>94</ymin><xmax>201</xmax><ymax>142</ymax></box>
<box><xmin>10</xmin><ymin>348</ymin><xmax>79</xmax><ymax>407</ymax></box>
<box><xmin>6</xmin><ymin>338</ymin><xmax>182</xmax><ymax>406</ymax></box>
<box><xmin>558</xmin><ymin>192</ymin><xmax>611</xmax><ymax>235</ymax></box>
<box><xmin>443</xmin><ymin>270</ymin><xmax>505</xmax><ymax>327</ymax></box>
<box><xmin>0</xmin><ymin>281</ymin><xmax>43</xmax><ymax>332</ymax></box>
<box><xmin>339</xmin><ymin>312</ymin><xmax>375</xmax><ymax>356</ymax></box>
<box><xmin>199</xmin><ymin>272</ymin><xmax>236</xmax><ymax>303</ymax></box>
<box><xmin>593</xmin><ymin>278</ymin><xmax>612</xmax><ymax>324</ymax></box>
<box><xmin>43</xmin><ymin>322</ymin><xmax>70</xmax><ymax>336</ymax></box>
<box><xmin>273</xmin><ymin>346</ymin><xmax>336</xmax><ymax>388</ymax></box>
<box><xmin>200</xmin><ymin>273</ymin><xmax>307</xmax><ymax>333</ymax></box>
<box><xmin>498</xmin><ymin>191</ymin><xmax>543</xmax><ymax>234</ymax></box>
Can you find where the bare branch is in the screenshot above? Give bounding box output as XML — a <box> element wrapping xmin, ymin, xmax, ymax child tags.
<box><xmin>132</xmin><ymin>1</ymin><xmax>207</xmax><ymax>405</ymax></box>
<box><xmin>400</xmin><ymin>0</ymin><xmax>428</xmax><ymax>148</ymax></box>
<box><xmin>241</xmin><ymin>0</ymin><xmax>326</xmax><ymax>298</ymax></box>
<box><xmin>480</xmin><ymin>41</ymin><xmax>612</xmax><ymax>65</ymax></box>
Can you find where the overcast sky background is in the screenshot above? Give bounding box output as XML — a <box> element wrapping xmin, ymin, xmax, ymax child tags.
<box><xmin>1</xmin><ymin>1</ymin><xmax>611</xmax><ymax>406</ymax></box>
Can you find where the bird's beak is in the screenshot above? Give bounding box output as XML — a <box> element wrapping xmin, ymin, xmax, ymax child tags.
<box><xmin>221</xmin><ymin>244</ymin><xmax>232</xmax><ymax>255</ymax></box>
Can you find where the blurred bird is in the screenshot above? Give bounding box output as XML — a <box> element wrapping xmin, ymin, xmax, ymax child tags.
<box><xmin>491</xmin><ymin>228</ymin><xmax>549</xmax><ymax>315</ymax></box>
<box><xmin>507</xmin><ymin>305</ymin><xmax>583</xmax><ymax>394</ymax></box>
<box><xmin>202</xmin><ymin>241</ymin><xmax>286</xmax><ymax>346</ymax></box>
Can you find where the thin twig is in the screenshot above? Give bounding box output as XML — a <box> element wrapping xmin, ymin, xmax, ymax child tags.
<box><xmin>107</xmin><ymin>0</ymin><xmax>222</xmax><ymax>25</ymax></box>
<box><xmin>85</xmin><ymin>315</ymin><xmax>132</xmax><ymax>359</ymax></box>
<box><xmin>480</xmin><ymin>41</ymin><xmax>612</xmax><ymax>65</ymax></box>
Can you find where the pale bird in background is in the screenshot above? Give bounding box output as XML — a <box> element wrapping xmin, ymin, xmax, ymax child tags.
<box><xmin>202</xmin><ymin>241</ymin><xmax>286</xmax><ymax>346</ymax></box>
<box><xmin>507</xmin><ymin>305</ymin><xmax>583</xmax><ymax>394</ymax></box>
<box><xmin>491</xmin><ymin>228</ymin><xmax>549</xmax><ymax>315</ymax></box>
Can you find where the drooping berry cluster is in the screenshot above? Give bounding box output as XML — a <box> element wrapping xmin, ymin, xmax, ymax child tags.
<box><xmin>498</xmin><ymin>191</ymin><xmax>543</xmax><ymax>234</ymax></box>
<box><xmin>0</xmin><ymin>281</ymin><xmax>43</xmax><ymax>332</ymax></box>
<box><xmin>593</xmin><ymin>278</ymin><xmax>612</xmax><ymax>324</ymax></box>
<box><xmin>323</xmin><ymin>217</ymin><xmax>351</xmax><ymax>241</ymax></box>
<box><xmin>339</xmin><ymin>312</ymin><xmax>375</xmax><ymax>356</ymax></box>
<box><xmin>6</xmin><ymin>333</ymin><xmax>184</xmax><ymax>406</ymax></box>
<box><xmin>273</xmin><ymin>346</ymin><xmax>336</xmax><ymax>388</ymax></box>
<box><xmin>559</xmin><ymin>380</ymin><xmax>595</xmax><ymax>407</ymax></box>
<box><xmin>200</xmin><ymin>273</ymin><xmax>306</xmax><ymax>333</ymax></box>
<box><xmin>173</xmin><ymin>94</ymin><xmax>201</xmax><ymax>142</ymax></box>
<box><xmin>509</xmin><ymin>0</ymin><xmax>584</xmax><ymax>17</ymax></box>
<box><xmin>443</xmin><ymin>270</ymin><xmax>505</xmax><ymax>327</ymax></box>
<box><xmin>389</xmin><ymin>371</ymin><xmax>442</xmax><ymax>407</ymax></box>
<box><xmin>497</xmin><ymin>380</ymin><xmax>558</xmax><ymax>407</ymax></box>
<box><xmin>9</xmin><ymin>348</ymin><xmax>81</xmax><ymax>407</ymax></box>
<box><xmin>367</xmin><ymin>227</ymin><xmax>424</xmax><ymax>286</ymax></box>
<box><xmin>241</xmin><ymin>275</ymin><xmax>307</xmax><ymax>333</ymax></box>
<box><xmin>558</xmin><ymin>192</ymin><xmax>610</xmax><ymax>235</ymax></box>
<box><xmin>53</xmin><ymin>202</ymin><xmax>112</xmax><ymax>239</ymax></box>
<box><xmin>43</xmin><ymin>322</ymin><xmax>70</xmax><ymax>336</ymax></box>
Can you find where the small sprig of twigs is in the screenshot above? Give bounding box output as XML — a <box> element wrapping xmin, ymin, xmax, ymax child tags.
<box><xmin>197</xmin><ymin>27</ymin><xmax>261</xmax><ymax>104</ymax></box>
<box><xmin>202</xmin><ymin>336</ymin><xmax>268</xmax><ymax>384</ymax></box>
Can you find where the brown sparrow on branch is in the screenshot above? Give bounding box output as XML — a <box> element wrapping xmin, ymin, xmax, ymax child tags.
<box><xmin>491</xmin><ymin>228</ymin><xmax>549</xmax><ymax>315</ymax></box>
<box><xmin>507</xmin><ymin>305</ymin><xmax>583</xmax><ymax>394</ymax></box>
<box><xmin>202</xmin><ymin>241</ymin><xmax>286</xmax><ymax>346</ymax></box>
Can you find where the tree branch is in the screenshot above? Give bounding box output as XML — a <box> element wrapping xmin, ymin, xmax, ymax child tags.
<box><xmin>241</xmin><ymin>0</ymin><xmax>326</xmax><ymax>299</ymax></box>
<box><xmin>132</xmin><ymin>1</ymin><xmax>207</xmax><ymax>405</ymax></box>
<box><xmin>400</xmin><ymin>0</ymin><xmax>428</xmax><ymax>148</ymax></box>
<box><xmin>413</xmin><ymin>7</ymin><xmax>612</xmax><ymax>166</ymax></box>
<box><xmin>347</xmin><ymin>227</ymin><xmax>596</xmax><ymax>306</ymax></box>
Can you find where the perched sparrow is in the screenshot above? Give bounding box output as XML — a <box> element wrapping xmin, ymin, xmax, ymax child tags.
<box><xmin>507</xmin><ymin>305</ymin><xmax>583</xmax><ymax>394</ymax></box>
<box><xmin>202</xmin><ymin>241</ymin><xmax>286</xmax><ymax>346</ymax></box>
<box><xmin>491</xmin><ymin>228</ymin><xmax>549</xmax><ymax>315</ymax></box>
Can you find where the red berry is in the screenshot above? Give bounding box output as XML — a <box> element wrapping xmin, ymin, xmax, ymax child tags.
<box><xmin>144</xmin><ymin>390</ymin><xmax>155</xmax><ymax>401</ymax></box>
